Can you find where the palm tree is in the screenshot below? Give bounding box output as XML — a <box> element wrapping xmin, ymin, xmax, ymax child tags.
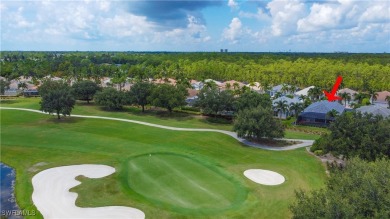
<box><xmin>289</xmin><ymin>85</ymin><xmax>297</xmax><ymax>94</ymax></box>
<box><xmin>354</xmin><ymin>92</ymin><xmax>368</xmax><ymax>104</ymax></box>
<box><xmin>233</xmin><ymin>82</ymin><xmax>240</xmax><ymax>90</ymax></box>
<box><xmin>274</xmin><ymin>91</ymin><xmax>283</xmax><ymax>99</ymax></box>
<box><xmin>326</xmin><ymin>109</ymin><xmax>339</xmax><ymax>124</ymax></box>
<box><xmin>308</xmin><ymin>86</ymin><xmax>322</xmax><ymax>101</ymax></box>
<box><xmin>386</xmin><ymin>96</ymin><xmax>390</xmax><ymax>109</ymax></box>
<box><xmin>298</xmin><ymin>94</ymin><xmax>307</xmax><ymax>101</ymax></box>
<box><xmin>204</xmin><ymin>80</ymin><xmax>217</xmax><ymax>89</ymax></box>
<box><xmin>289</xmin><ymin>102</ymin><xmax>304</xmax><ymax>122</ymax></box>
<box><xmin>339</xmin><ymin>92</ymin><xmax>351</xmax><ymax>107</ymax></box>
<box><xmin>225</xmin><ymin>83</ymin><xmax>231</xmax><ymax>90</ymax></box>
<box><xmin>275</xmin><ymin>100</ymin><xmax>288</xmax><ymax>119</ymax></box>
<box><xmin>368</xmin><ymin>90</ymin><xmax>378</xmax><ymax>103</ymax></box>
<box><xmin>281</xmin><ymin>84</ymin><xmax>290</xmax><ymax>95</ymax></box>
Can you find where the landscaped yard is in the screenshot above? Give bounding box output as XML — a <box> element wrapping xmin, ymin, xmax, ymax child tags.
<box><xmin>0</xmin><ymin>102</ymin><xmax>326</xmax><ymax>218</ymax></box>
<box><xmin>1</xmin><ymin>97</ymin><xmax>322</xmax><ymax>140</ymax></box>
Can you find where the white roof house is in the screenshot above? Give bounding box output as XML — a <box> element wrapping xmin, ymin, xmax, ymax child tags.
<box><xmin>294</xmin><ymin>86</ymin><xmax>315</xmax><ymax>97</ymax></box>
<box><xmin>337</xmin><ymin>88</ymin><xmax>358</xmax><ymax>96</ymax></box>
<box><xmin>204</xmin><ymin>79</ymin><xmax>222</xmax><ymax>86</ymax></box>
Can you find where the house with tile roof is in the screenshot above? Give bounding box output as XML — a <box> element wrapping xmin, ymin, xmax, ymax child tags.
<box><xmin>297</xmin><ymin>100</ymin><xmax>346</xmax><ymax>126</ymax></box>
<box><xmin>373</xmin><ymin>91</ymin><xmax>390</xmax><ymax>107</ymax></box>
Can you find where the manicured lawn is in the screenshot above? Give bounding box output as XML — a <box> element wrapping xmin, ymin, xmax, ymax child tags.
<box><xmin>1</xmin><ymin>97</ymin><xmax>321</xmax><ymax>140</ymax></box>
<box><xmin>1</xmin><ymin>109</ymin><xmax>326</xmax><ymax>219</ymax></box>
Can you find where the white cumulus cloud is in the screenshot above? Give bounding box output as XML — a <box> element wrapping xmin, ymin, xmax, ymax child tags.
<box><xmin>223</xmin><ymin>17</ymin><xmax>243</xmax><ymax>44</ymax></box>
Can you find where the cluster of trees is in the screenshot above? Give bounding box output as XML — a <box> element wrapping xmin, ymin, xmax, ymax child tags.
<box><xmin>1</xmin><ymin>52</ymin><xmax>389</xmax><ymax>92</ymax></box>
<box><xmin>291</xmin><ymin>111</ymin><xmax>390</xmax><ymax>218</ymax></box>
<box><xmin>38</xmin><ymin>79</ymin><xmax>189</xmax><ymax>119</ymax></box>
<box><xmin>195</xmin><ymin>84</ymin><xmax>272</xmax><ymax>117</ymax></box>
<box><xmin>290</xmin><ymin>158</ymin><xmax>390</xmax><ymax>218</ymax></box>
<box><xmin>311</xmin><ymin>111</ymin><xmax>390</xmax><ymax>161</ymax></box>
<box><xmin>194</xmin><ymin>85</ymin><xmax>285</xmax><ymax>140</ymax></box>
<box><xmin>95</xmin><ymin>82</ymin><xmax>188</xmax><ymax>112</ymax></box>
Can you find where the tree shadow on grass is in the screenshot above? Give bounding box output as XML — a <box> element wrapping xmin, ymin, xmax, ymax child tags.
<box><xmin>0</xmin><ymin>99</ymin><xmax>20</xmax><ymax>104</ymax></box>
<box><xmin>46</xmin><ymin>116</ymin><xmax>86</xmax><ymax>124</ymax></box>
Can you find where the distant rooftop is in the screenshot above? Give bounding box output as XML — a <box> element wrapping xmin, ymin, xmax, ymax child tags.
<box><xmin>303</xmin><ymin>100</ymin><xmax>345</xmax><ymax>114</ymax></box>
<box><xmin>357</xmin><ymin>105</ymin><xmax>390</xmax><ymax>118</ymax></box>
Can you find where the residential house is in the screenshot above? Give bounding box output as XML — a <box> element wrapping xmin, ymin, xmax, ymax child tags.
<box><xmin>185</xmin><ymin>89</ymin><xmax>199</xmax><ymax>106</ymax></box>
<box><xmin>220</xmin><ymin>80</ymin><xmax>245</xmax><ymax>90</ymax></box>
<box><xmin>268</xmin><ymin>84</ymin><xmax>293</xmax><ymax>98</ymax></box>
<box><xmin>294</xmin><ymin>86</ymin><xmax>315</xmax><ymax>97</ymax></box>
<box><xmin>272</xmin><ymin>96</ymin><xmax>301</xmax><ymax>119</ymax></box>
<box><xmin>204</xmin><ymin>79</ymin><xmax>223</xmax><ymax>88</ymax></box>
<box><xmin>190</xmin><ymin>80</ymin><xmax>204</xmax><ymax>90</ymax></box>
<box><xmin>297</xmin><ymin>100</ymin><xmax>346</xmax><ymax>126</ymax></box>
<box><xmin>153</xmin><ymin>78</ymin><xmax>177</xmax><ymax>85</ymax></box>
<box><xmin>245</xmin><ymin>82</ymin><xmax>264</xmax><ymax>93</ymax></box>
<box><xmin>337</xmin><ymin>88</ymin><xmax>358</xmax><ymax>108</ymax></box>
<box><xmin>356</xmin><ymin>105</ymin><xmax>390</xmax><ymax>118</ymax></box>
<box><xmin>374</xmin><ymin>91</ymin><xmax>390</xmax><ymax>107</ymax></box>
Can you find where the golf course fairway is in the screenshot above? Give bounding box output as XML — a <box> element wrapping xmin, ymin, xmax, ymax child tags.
<box><xmin>0</xmin><ymin>106</ymin><xmax>326</xmax><ymax>218</ymax></box>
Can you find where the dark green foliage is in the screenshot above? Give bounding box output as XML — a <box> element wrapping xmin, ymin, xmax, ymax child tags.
<box><xmin>194</xmin><ymin>87</ymin><xmax>235</xmax><ymax>116</ymax></box>
<box><xmin>0</xmin><ymin>79</ymin><xmax>10</xmax><ymax>94</ymax></box>
<box><xmin>72</xmin><ymin>80</ymin><xmax>100</xmax><ymax>103</ymax></box>
<box><xmin>94</xmin><ymin>87</ymin><xmax>126</xmax><ymax>110</ymax></box>
<box><xmin>149</xmin><ymin>84</ymin><xmax>187</xmax><ymax>112</ymax></box>
<box><xmin>1</xmin><ymin>52</ymin><xmax>389</xmax><ymax>92</ymax></box>
<box><xmin>290</xmin><ymin>158</ymin><xmax>390</xmax><ymax>219</ymax></box>
<box><xmin>312</xmin><ymin>111</ymin><xmax>390</xmax><ymax>161</ymax></box>
<box><xmin>127</xmin><ymin>81</ymin><xmax>154</xmax><ymax>112</ymax></box>
<box><xmin>234</xmin><ymin>91</ymin><xmax>271</xmax><ymax>112</ymax></box>
<box><xmin>39</xmin><ymin>80</ymin><xmax>75</xmax><ymax>119</ymax></box>
<box><xmin>38</xmin><ymin>79</ymin><xmax>61</xmax><ymax>96</ymax></box>
<box><xmin>289</xmin><ymin>102</ymin><xmax>305</xmax><ymax>119</ymax></box>
<box><xmin>233</xmin><ymin>106</ymin><xmax>285</xmax><ymax>140</ymax></box>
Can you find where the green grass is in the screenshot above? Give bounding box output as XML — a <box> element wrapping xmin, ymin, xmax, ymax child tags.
<box><xmin>1</xmin><ymin>97</ymin><xmax>321</xmax><ymax>140</ymax></box>
<box><xmin>125</xmin><ymin>153</ymin><xmax>246</xmax><ymax>213</ymax></box>
<box><xmin>1</xmin><ymin>109</ymin><xmax>326</xmax><ymax>219</ymax></box>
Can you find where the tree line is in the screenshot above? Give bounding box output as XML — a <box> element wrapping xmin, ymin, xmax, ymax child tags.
<box><xmin>38</xmin><ymin>79</ymin><xmax>190</xmax><ymax>119</ymax></box>
<box><xmin>1</xmin><ymin>52</ymin><xmax>389</xmax><ymax>92</ymax></box>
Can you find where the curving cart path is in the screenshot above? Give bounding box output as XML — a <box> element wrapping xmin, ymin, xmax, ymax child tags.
<box><xmin>0</xmin><ymin>107</ymin><xmax>314</xmax><ymax>151</ymax></box>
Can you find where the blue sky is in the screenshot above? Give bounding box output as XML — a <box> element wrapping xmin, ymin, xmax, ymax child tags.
<box><xmin>1</xmin><ymin>0</ymin><xmax>389</xmax><ymax>52</ymax></box>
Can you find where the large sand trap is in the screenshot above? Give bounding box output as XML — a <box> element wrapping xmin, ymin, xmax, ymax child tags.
<box><xmin>32</xmin><ymin>164</ymin><xmax>145</xmax><ymax>219</ymax></box>
<box><xmin>244</xmin><ymin>169</ymin><xmax>285</xmax><ymax>185</ymax></box>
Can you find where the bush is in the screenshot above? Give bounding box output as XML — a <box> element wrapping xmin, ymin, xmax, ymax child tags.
<box><xmin>314</xmin><ymin>150</ymin><xmax>323</xmax><ymax>156</ymax></box>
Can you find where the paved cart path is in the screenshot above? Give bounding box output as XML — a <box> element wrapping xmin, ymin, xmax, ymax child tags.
<box><xmin>0</xmin><ymin>107</ymin><xmax>314</xmax><ymax>151</ymax></box>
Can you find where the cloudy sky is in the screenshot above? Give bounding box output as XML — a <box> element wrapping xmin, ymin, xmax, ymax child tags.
<box><xmin>1</xmin><ymin>0</ymin><xmax>389</xmax><ymax>52</ymax></box>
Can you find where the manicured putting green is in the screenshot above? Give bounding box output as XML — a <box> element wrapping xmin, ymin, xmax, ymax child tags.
<box><xmin>125</xmin><ymin>153</ymin><xmax>246</xmax><ymax>212</ymax></box>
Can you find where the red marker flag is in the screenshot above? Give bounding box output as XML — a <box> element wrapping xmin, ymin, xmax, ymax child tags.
<box><xmin>324</xmin><ymin>76</ymin><xmax>343</xmax><ymax>102</ymax></box>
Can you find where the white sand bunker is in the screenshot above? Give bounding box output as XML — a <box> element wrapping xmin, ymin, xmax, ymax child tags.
<box><xmin>244</xmin><ymin>169</ymin><xmax>285</xmax><ymax>185</ymax></box>
<box><xmin>32</xmin><ymin>164</ymin><xmax>145</xmax><ymax>219</ymax></box>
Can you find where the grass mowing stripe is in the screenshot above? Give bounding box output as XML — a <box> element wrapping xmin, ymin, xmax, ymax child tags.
<box><xmin>125</xmin><ymin>153</ymin><xmax>247</xmax><ymax>213</ymax></box>
<box><xmin>151</xmin><ymin>155</ymin><xmax>230</xmax><ymax>206</ymax></box>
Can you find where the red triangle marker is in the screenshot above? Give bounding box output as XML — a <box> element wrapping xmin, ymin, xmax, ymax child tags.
<box><xmin>324</xmin><ymin>76</ymin><xmax>343</xmax><ymax>102</ymax></box>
